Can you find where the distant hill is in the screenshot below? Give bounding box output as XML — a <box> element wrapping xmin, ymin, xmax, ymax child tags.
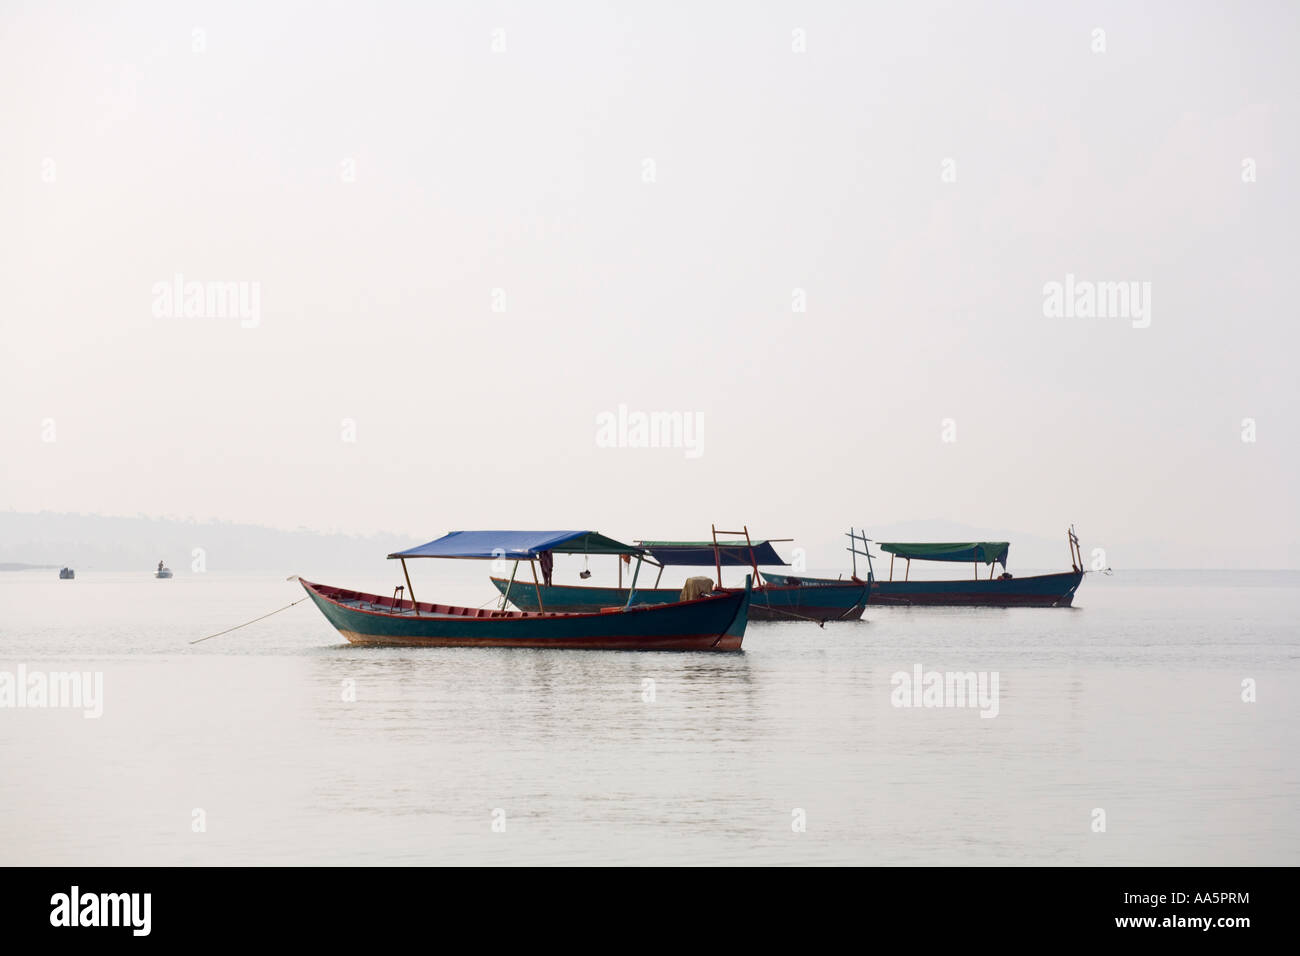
<box><xmin>1</xmin><ymin>511</ymin><xmax>1280</xmax><ymax>574</ymax></box>
<box><xmin>0</xmin><ymin>511</ymin><xmax>411</xmax><ymax>573</ymax></box>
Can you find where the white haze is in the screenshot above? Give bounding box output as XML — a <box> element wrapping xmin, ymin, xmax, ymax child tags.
<box><xmin>2</xmin><ymin>1</ymin><xmax>1297</xmax><ymax>569</ymax></box>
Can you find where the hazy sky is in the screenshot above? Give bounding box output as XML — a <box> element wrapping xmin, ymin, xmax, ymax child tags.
<box><xmin>3</xmin><ymin>1</ymin><xmax>1297</xmax><ymax>568</ymax></box>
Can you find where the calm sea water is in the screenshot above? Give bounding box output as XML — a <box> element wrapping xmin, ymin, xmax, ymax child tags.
<box><xmin>1</xmin><ymin>568</ymin><xmax>1297</xmax><ymax>865</ymax></box>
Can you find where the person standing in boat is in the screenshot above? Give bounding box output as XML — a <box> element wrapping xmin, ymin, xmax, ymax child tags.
<box><xmin>158</xmin><ymin>560</ymin><xmax>164</xmax><ymax>573</ymax></box>
<box><xmin>539</xmin><ymin>550</ymin><xmax>554</xmax><ymax>587</ymax></box>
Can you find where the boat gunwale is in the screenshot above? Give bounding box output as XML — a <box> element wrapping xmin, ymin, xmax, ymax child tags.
<box><xmin>301</xmin><ymin>578</ymin><xmax>744</xmax><ymax>624</ymax></box>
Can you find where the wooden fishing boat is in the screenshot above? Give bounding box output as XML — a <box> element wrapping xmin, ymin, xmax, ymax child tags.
<box><xmin>490</xmin><ymin>526</ymin><xmax>870</xmax><ymax>623</ymax></box>
<box><xmin>762</xmin><ymin>527</ymin><xmax>1085</xmax><ymax>608</ymax></box>
<box><xmin>301</xmin><ymin>530</ymin><xmax>752</xmax><ymax>650</ymax></box>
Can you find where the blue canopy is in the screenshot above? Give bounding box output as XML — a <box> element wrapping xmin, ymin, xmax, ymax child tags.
<box><xmin>388</xmin><ymin>530</ymin><xmax>642</xmax><ymax>560</ymax></box>
<box><xmin>638</xmin><ymin>540</ymin><xmax>790</xmax><ymax>567</ymax></box>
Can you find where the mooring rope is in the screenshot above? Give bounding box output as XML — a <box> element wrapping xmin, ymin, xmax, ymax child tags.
<box><xmin>189</xmin><ymin>597</ymin><xmax>308</xmax><ymax>644</ymax></box>
<box><xmin>753</xmin><ymin>599</ymin><xmax>826</xmax><ymax>627</ymax></box>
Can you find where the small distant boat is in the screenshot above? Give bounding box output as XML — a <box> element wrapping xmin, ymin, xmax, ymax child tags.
<box><xmin>58</xmin><ymin>567</ymin><xmax>75</xmax><ymax>580</ymax></box>
<box><xmin>491</xmin><ymin>526</ymin><xmax>870</xmax><ymax>623</ymax></box>
<box><xmin>762</xmin><ymin>527</ymin><xmax>1085</xmax><ymax>608</ymax></box>
<box><xmin>155</xmin><ymin>561</ymin><xmax>173</xmax><ymax>579</ymax></box>
<box><xmin>301</xmin><ymin>530</ymin><xmax>752</xmax><ymax>650</ymax></box>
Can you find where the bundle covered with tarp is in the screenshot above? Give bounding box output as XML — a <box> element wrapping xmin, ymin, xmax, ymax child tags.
<box><xmin>679</xmin><ymin>576</ymin><xmax>717</xmax><ymax>601</ymax></box>
<box><xmin>877</xmin><ymin>542</ymin><xmax>1009</xmax><ymax>566</ymax></box>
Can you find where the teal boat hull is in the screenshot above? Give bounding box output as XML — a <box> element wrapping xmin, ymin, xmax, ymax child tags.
<box><xmin>490</xmin><ymin>576</ymin><xmax>869</xmax><ymax>622</ymax></box>
<box><xmin>762</xmin><ymin>570</ymin><xmax>1083</xmax><ymax>607</ymax></box>
<box><xmin>490</xmin><ymin>577</ymin><xmax>678</xmax><ymax>613</ymax></box>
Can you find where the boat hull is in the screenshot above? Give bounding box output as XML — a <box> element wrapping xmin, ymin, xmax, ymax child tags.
<box><xmin>489</xmin><ymin>576</ymin><xmax>869</xmax><ymax>622</ymax></box>
<box><xmin>301</xmin><ymin>578</ymin><xmax>750</xmax><ymax>650</ymax></box>
<box><xmin>765</xmin><ymin>571</ymin><xmax>1082</xmax><ymax>607</ymax></box>
<box><xmin>748</xmin><ymin>581</ymin><xmax>869</xmax><ymax>621</ymax></box>
<box><xmin>489</xmin><ymin>577</ymin><xmax>674</xmax><ymax>613</ymax></box>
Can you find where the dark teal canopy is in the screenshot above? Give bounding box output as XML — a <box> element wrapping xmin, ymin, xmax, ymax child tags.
<box><xmin>878</xmin><ymin>542</ymin><xmax>1009</xmax><ymax>566</ymax></box>
<box><xmin>638</xmin><ymin>540</ymin><xmax>789</xmax><ymax>567</ymax></box>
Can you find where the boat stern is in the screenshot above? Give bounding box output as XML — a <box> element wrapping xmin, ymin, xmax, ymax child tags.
<box><xmin>716</xmin><ymin>574</ymin><xmax>752</xmax><ymax>649</ymax></box>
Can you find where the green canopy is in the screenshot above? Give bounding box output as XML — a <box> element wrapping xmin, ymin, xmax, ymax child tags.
<box><xmin>878</xmin><ymin>542</ymin><xmax>1009</xmax><ymax>566</ymax></box>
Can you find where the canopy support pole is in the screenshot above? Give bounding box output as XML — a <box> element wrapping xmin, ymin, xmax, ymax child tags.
<box><xmin>500</xmin><ymin>560</ymin><xmax>518</xmax><ymax>612</ymax></box>
<box><xmin>400</xmin><ymin>558</ymin><xmax>420</xmax><ymax>616</ymax></box>
<box><xmin>624</xmin><ymin>556</ymin><xmax>643</xmax><ymax>610</ymax></box>
<box><xmin>889</xmin><ymin>553</ymin><xmax>895</xmax><ymax>581</ymax></box>
<box><xmin>530</xmin><ymin>559</ymin><xmax>545</xmax><ymax>613</ymax></box>
<box><xmin>906</xmin><ymin>558</ymin><xmax>910</xmax><ymax>581</ymax></box>
<box><xmin>653</xmin><ymin>564</ymin><xmax>664</xmax><ymax>588</ymax></box>
<box><xmin>618</xmin><ymin>557</ymin><xmax>623</xmax><ymax>588</ymax></box>
<box><xmin>743</xmin><ymin>525</ymin><xmax>759</xmax><ymax>585</ymax></box>
<box><xmin>712</xmin><ymin>523</ymin><xmax>722</xmax><ymax>589</ymax></box>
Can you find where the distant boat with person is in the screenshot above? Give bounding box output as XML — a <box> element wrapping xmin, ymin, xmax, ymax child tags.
<box><xmin>155</xmin><ymin>561</ymin><xmax>173</xmax><ymax>579</ymax></box>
